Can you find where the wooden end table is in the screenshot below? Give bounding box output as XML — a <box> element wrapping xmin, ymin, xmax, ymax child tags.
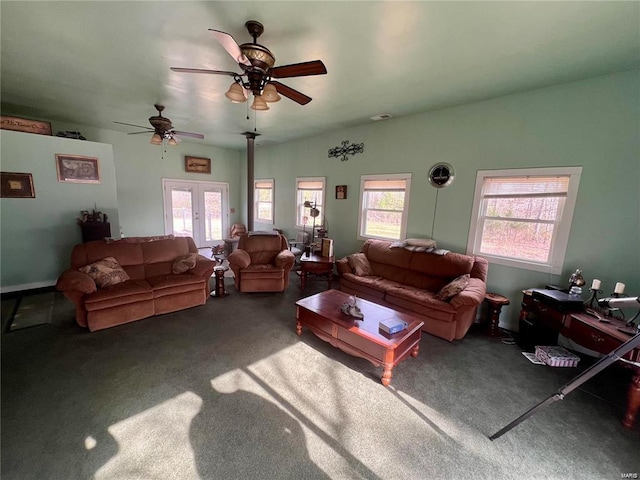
<box><xmin>485</xmin><ymin>292</ymin><xmax>510</xmax><ymax>336</ymax></box>
<box><xmin>296</xmin><ymin>289</ymin><xmax>424</xmax><ymax>386</ymax></box>
<box><xmin>210</xmin><ymin>265</ymin><xmax>229</xmax><ymax>298</ymax></box>
<box><xmin>298</xmin><ymin>253</ymin><xmax>334</xmax><ymax>290</ymax></box>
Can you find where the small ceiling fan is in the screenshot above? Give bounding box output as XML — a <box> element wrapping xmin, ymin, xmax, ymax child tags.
<box><xmin>171</xmin><ymin>20</ymin><xmax>327</xmax><ymax>110</ymax></box>
<box><xmin>114</xmin><ymin>104</ymin><xmax>204</xmax><ymax>146</ymax></box>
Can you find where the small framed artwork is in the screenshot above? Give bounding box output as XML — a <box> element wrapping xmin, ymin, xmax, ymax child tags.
<box><xmin>1</xmin><ymin>172</ymin><xmax>35</xmax><ymax>198</ymax></box>
<box><xmin>56</xmin><ymin>154</ymin><xmax>100</xmax><ymax>183</ymax></box>
<box><xmin>185</xmin><ymin>156</ymin><xmax>211</xmax><ymax>174</ymax></box>
<box><xmin>336</xmin><ymin>185</ymin><xmax>347</xmax><ymax>199</ymax></box>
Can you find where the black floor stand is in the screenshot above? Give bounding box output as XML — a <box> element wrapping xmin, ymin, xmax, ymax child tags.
<box><xmin>489</xmin><ymin>332</ymin><xmax>640</xmax><ymax>440</ymax></box>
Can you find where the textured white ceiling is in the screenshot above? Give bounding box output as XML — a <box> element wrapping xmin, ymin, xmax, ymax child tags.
<box><xmin>1</xmin><ymin>1</ymin><xmax>638</xmax><ymax>150</ymax></box>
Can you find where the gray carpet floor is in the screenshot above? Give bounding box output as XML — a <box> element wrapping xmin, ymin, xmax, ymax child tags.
<box><xmin>2</xmin><ymin>278</ymin><xmax>639</xmax><ymax>479</ymax></box>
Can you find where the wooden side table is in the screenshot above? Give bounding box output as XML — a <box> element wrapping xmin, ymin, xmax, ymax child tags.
<box><xmin>210</xmin><ymin>266</ymin><xmax>229</xmax><ymax>298</ymax></box>
<box><xmin>298</xmin><ymin>254</ymin><xmax>334</xmax><ymax>290</ymax></box>
<box><xmin>485</xmin><ymin>292</ymin><xmax>510</xmax><ymax>336</ymax></box>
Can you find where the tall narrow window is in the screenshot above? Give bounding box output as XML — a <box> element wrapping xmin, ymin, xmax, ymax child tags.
<box><xmin>254</xmin><ymin>179</ymin><xmax>274</xmax><ymax>224</ymax></box>
<box><xmin>358</xmin><ymin>173</ymin><xmax>411</xmax><ymax>241</ymax></box>
<box><xmin>296</xmin><ymin>177</ymin><xmax>325</xmax><ymax>228</ymax></box>
<box><xmin>467</xmin><ymin>167</ymin><xmax>582</xmax><ymax>274</ymax></box>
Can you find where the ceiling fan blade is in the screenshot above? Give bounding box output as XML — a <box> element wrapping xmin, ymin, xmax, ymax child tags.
<box><xmin>114</xmin><ymin>121</ymin><xmax>152</xmax><ymax>130</ymax></box>
<box><xmin>270</xmin><ymin>81</ymin><xmax>312</xmax><ymax>105</ymax></box>
<box><xmin>128</xmin><ymin>131</ymin><xmax>154</xmax><ymax>135</ymax></box>
<box><xmin>173</xmin><ymin>130</ymin><xmax>205</xmax><ymax>140</ymax></box>
<box><xmin>170</xmin><ymin>67</ymin><xmax>240</xmax><ymax>77</ymax></box>
<box><xmin>209</xmin><ymin>29</ymin><xmax>251</xmax><ymax>66</ymax></box>
<box><xmin>269</xmin><ymin>60</ymin><xmax>327</xmax><ymax>79</ymax></box>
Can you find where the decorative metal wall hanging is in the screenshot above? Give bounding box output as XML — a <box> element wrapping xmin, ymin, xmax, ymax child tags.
<box><xmin>328</xmin><ymin>140</ymin><xmax>364</xmax><ymax>161</ymax></box>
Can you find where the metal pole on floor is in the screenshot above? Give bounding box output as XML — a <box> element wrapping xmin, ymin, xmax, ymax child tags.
<box><xmin>489</xmin><ymin>332</ymin><xmax>640</xmax><ymax>440</ymax></box>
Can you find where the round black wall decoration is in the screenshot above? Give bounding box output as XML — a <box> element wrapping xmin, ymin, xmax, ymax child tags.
<box><xmin>428</xmin><ymin>163</ymin><xmax>455</xmax><ymax>188</ymax></box>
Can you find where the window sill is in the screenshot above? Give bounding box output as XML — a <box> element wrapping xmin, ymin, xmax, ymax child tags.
<box><xmin>469</xmin><ymin>252</ymin><xmax>561</xmax><ymax>275</ymax></box>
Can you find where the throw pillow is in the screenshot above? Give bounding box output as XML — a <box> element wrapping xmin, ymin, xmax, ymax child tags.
<box><xmin>347</xmin><ymin>253</ymin><xmax>372</xmax><ymax>276</ymax></box>
<box><xmin>389</xmin><ymin>240</ymin><xmax>408</xmax><ymax>248</ymax></box>
<box><xmin>434</xmin><ymin>274</ymin><xmax>470</xmax><ymax>301</ymax></box>
<box><xmin>79</xmin><ymin>257</ymin><xmax>130</xmax><ymax>288</ymax></box>
<box><xmin>406</xmin><ymin>238</ymin><xmax>437</xmax><ymax>249</ymax></box>
<box><xmin>172</xmin><ymin>253</ymin><xmax>198</xmax><ymax>274</ymax></box>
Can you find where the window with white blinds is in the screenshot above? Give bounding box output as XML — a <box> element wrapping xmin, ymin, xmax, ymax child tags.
<box><xmin>467</xmin><ymin>167</ymin><xmax>582</xmax><ymax>274</ymax></box>
<box><xmin>296</xmin><ymin>177</ymin><xmax>325</xmax><ymax>227</ymax></box>
<box><xmin>358</xmin><ymin>173</ymin><xmax>411</xmax><ymax>241</ymax></box>
<box><xmin>254</xmin><ymin>179</ymin><xmax>274</xmax><ymax>223</ymax></box>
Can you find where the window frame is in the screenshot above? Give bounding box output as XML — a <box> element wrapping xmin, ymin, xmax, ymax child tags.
<box><xmin>357</xmin><ymin>173</ymin><xmax>412</xmax><ymax>241</ymax></box>
<box><xmin>466</xmin><ymin>166</ymin><xmax>582</xmax><ymax>274</ymax></box>
<box><xmin>254</xmin><ymin>178</ymin><xmax>274</xmax><ymax>224</ymax></box>
<box><xmin>295</xmin><ymin>177</ymin><xmax>325</xmax><ymax>228</ymax></box>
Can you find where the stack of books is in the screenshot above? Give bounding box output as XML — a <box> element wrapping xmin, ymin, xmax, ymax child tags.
<box><xmin>321</xmin><ymin>238</ymin><xmax>334</xmax><ymax>257</ymax></box>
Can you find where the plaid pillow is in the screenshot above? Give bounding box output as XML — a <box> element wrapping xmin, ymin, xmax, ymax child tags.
<box><xmin>79</xmin><ymin>257</ymin><xmax>130</xmax><ymax>288</ymax></box>
<box><xmin>434</xmin><ymin>274</ymin><xmax>470</xmax><ymax>301</ymax></box>
<box><xmin>347</xmin><ymin>253</ymin><xmax>372</xmax><ymax>276</ymax></box>
<box><xmin>172</xmin><ymin>253</ymin><xmax>198</xmax><ymax>274</ymax></box>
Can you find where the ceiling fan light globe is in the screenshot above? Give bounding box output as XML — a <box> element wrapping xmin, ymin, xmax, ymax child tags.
<box><xmin>168</xmin><ymin>137</ymin><xmax>178</xmax><ymax>146</ymax></box>
<box><xmin>262</xmin><ymin>83</ymin><xmax>281</xmax><ymax>103</ymax></box>
<box><xmin>250</xmin><ymin>95</ymin><xmax>269</xmax><ymax>111</ymax></box>
<box><xmin>225</xmin><ymin>83</ymin><xmax>247</xmax><ymax>103</ymax></box>
<box><xmin>150</xmin><ymin>133</ymin><xmax>163</xmax><ymax>145</ymax></box>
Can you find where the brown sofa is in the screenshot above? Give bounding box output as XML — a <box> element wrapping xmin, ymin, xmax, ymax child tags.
<box><xmin>56</xmin><ymin>236</ymin><xmax>216</xmax><ymax>331</ymax></box>
<box><xmin>228</xmin><ymin>233</ymin><xmax>295</xmax><ymax>292</ymax></box>
<box><xmin>337</xmin><ymin>239</ymin><xmax>488</xmax><ymax>341</ymax></box>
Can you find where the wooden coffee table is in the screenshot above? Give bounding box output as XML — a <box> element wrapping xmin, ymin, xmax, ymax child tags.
<box><xmin>296</xmin><ymin>289</ymin><xmax>424</xmax><ymax>386</ymax></box>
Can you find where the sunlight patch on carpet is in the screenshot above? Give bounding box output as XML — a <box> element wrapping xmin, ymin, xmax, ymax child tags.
<box><xmin>94</xmin><ymin>392</ymin><xmax>202</xmax><ymax>479</ymax></box>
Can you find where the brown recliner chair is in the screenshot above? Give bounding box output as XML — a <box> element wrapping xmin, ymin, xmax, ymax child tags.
<box><xmin>228</xmin><ymin>233</ymin><xmax>295</xmax><ymax>292</ymax></box>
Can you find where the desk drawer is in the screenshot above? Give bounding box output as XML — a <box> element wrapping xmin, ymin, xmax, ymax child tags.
<box><xmin>568</xmin><ymin>319</ymin><xmax>620</xmax><ymax>354</ymax></box>
<box><xmin>523</xmin><ymin>296</ymin><xmax>566</xmax><ymax>331</ymax></box>
<box><xmin>303</xmin><ymin>263</ymin><xmax>333</xmax><ymax>274</ymax></box>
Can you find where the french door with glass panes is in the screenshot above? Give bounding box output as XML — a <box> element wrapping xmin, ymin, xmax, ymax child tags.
<box><xmin>162</xmin><ymin>179</ymin><xmax>229</xmax><ymax>248</ymax></box>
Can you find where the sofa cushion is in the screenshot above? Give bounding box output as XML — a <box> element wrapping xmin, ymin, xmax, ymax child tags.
<box><xmin>172</xmin><ymin>253</ymin><xmax>198</xmax><ymax>274</ymax></box>
<box><xmin>79</xmin><ymin>257</ymin><xmax>131</xmax><ymax>288</ymax></box>
<box><xmin>347</xmin><ymin>253</ymin><xmax>372</xmax><ymax>276</ymax></box>
<box><xmin>384</xmin><ymin>285</ymin><xmax>457</xmax><ymax>322</ymax></box>
<box><xmin>84</xmin><ymin>279</ymin><xmax>153</xmax><ymax>311</ymax></box>
<box><xmin>340</xmin><ymin>273</ymin><xmax>403</xmax><ymax>300</ymax></box>
<box><xmin>435</xmin><ymin>274</ymin><xmax>470</xmax><ymax>301</ymax></box>
<box><xmin>146</xmin><ymin>274</ymin><xmax>207</xmax><ymax>298</ymax></box>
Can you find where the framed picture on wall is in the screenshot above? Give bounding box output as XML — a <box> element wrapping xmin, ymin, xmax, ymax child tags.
<box><xmin>336</xmin><ymin>185</ymin><xmax>347</xmax><ymax>199</ymax></box>
<box><xmin>1</xmin><ymin>172</ymin><xmax>35</xmax><ymax>198</ymax></box>
<box><xmin>185</xmin><ymin>156</ymin><xmax>211</xmax><ymax>174</ymax></box>
<box><xmin>56</xmin><ymin>154</ymin><xmax>100</xmax><ymax>183</ymax></box>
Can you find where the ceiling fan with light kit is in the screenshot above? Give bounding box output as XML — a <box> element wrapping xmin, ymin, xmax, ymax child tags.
<box><xmin>114</xmin><ymin>104</ymin><xmax>204</xmax><ymax>146</ymax></box>
<box><xmin>171</xmin><ymin>20</ymin><xmax>327</xmax><ymax>111</ymax></box>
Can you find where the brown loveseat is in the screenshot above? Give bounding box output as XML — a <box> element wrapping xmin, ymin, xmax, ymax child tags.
<box><xmin>337</xmin><ymin>239</ymin><xmax>488</xmax><ymax>341</ymax></box>
<box><xmin>56</xmin><ymin>236</ymin><xmax>216</xmax><ymax>331</ymax></box>
<box><xmin>228</xmin><ymin>233</ymin><xmax>295</xmax><ymax>292</ymax></box>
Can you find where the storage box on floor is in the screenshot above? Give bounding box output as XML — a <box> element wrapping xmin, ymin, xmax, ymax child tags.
<box><xmin>535</xmin><ymin>346</ymin><xmax>580</xmax><ymax>367</ymax></box>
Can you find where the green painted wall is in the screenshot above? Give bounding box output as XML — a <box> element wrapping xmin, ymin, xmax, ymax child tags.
<box><xmin>0</xmin><ymin>123</ymin><xmax>243</xmax><ymax>291</ymax></box>
<box><xmin>253</xmin><ymin>70</ymin><xmax>640</xmax><ymax>330</ymax></box>
<box><xmin>51</xmin><ymin>123</ymin><xmax>244</xmax><ymax>238</ymax></box>
<box><xmin>0</xmin><ymin>130</ymin><xmax>118</xmax><ymax>291</ymax></box>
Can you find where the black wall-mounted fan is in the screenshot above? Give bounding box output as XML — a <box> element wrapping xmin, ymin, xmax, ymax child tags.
<box><xmin>114</xmin><ymin>105</ymin><xmax>204</xmax><ymax>145</ymax></box>
<box><xmin>170</xmin><ymin>20</ymin><xmax>327</xmax><ymax>106</ymax></box>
